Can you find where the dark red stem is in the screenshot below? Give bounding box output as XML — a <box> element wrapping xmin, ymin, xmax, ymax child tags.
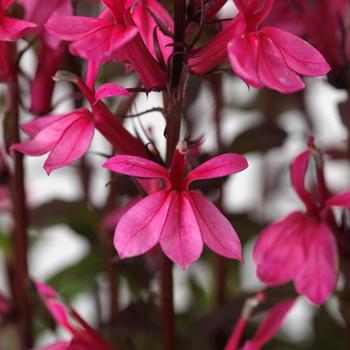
<box><xmin>160</xmin><ymin>253</ymin><xmax>175</xmax><ymax>350</ymax></box>
<box><xmin>7</xmin><ymin>73</ymin><xmax>32</xmax><ymax>349</ymax></box>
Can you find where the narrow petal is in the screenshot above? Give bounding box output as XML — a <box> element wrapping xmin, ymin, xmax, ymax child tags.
<box><xmin>325</xmin><ymin>191</ymin><xmax>350</xmax><ymax>209</ymax></box>
<box><xmin>0</xmin><ymin>17</ymin><xmax>37</xmax><ymax>41</ymax></box>
<box><xmin>35</xmin><ymin>341</ymin><xmax>70</xmax><ymax>350</ymax></box>
<box><xmin>95</xmin><ymin>82</ymin><xmax>130</xmax><ymax>102</ymax></box>
<box><xmin>263</xmin><ymin>27</ymin><xmax>331</xmax><ymax>76</ymax></box>
<box><xmin>253</xmin><ymin>212</ymin><xmax>306</xmax><ymax>285</ymax></box>
<box><xmin>46</xmin><ymin>16</ymin><xmax>108</xmax><ymax>41</ymax></box>
<box><xmin>182</xmin><ymin>153</ymin><xmax>248</xmax><ymax>188</ymax></box>
<box><xmin>69</xmin><ymin>24</ymin><xmax>138</xmax><ymax>62</ymax></box>
<box><xmin>189</xmin><ymin>190</ymin><xmax>242</xmax><ymax>261</ymax></box>
<box><xmin>11</xmin><ymin>114</ymin><xmax>78</xmax><ymax>156</ymax></box>
<box><xmin>20</xmin><ymin>115</ymin><xmax>63</xmax><ymax>137</ymax></box>
<box><xmin>290</xmin><ymin>150</ymin><xmax>316</xmax><ymax>212</ymax></box>
<box><xmin>115</xmin><ymin>190</ymin><xmax>173</xmax><ymax>258</ymax></box>
<box><xmin>160</xmin><ymin>192</ymin><xmax>203</xmax><ymax>269</ymax></box>
<box><xmin>44</xmin><ymin>116</ymin><xmax>95</xmax><ymax>174</ymax></box>
<box><xmin>250</xmin><ymin>299</ymin><xmax>296</xmax><ymax>348</ymax></box>
<box><xmin>295</xmin><ymin>222</ymin><xmax>338</xmax><ymax>304</ymax></box>
<box><xmin>103</xmin><ymin>155</ymin><xmax>169</xmax><ymax>182</ymax></box>
<box><xmin>228</xmin><ymin>33</ymin><xmax>264</xmax><ymax>89</ymax></box>
<box><xmin>257</xmin><ymin>32</ymin><xmax>305</xmax><ymax>93</ymax></box>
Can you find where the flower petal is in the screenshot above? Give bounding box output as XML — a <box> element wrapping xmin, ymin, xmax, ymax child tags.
<box><xmin>103</xmin><ymin>155</ymin><xmax>169</xmax><ymax>182</ymax></box>
<box><xmin>189</xmin><ymin>190</ymin><xmax>242</xmax><ymax>261</ymax></box>
<box><xmin>95</xmin><ymin>82</ymin><xmax>130</xmax><ymax>102</ymax></box>
<box><xmin>46</xmin><ymin>16</ymin><xmax>107</xmax><ymax>41</ymax></box>
<box><xmin>248</xmin><ymin>299</ymin><xmax>296</xmax><ymax>348</ymax></box>
<box><xmin>115</xmin><ymin>190</ymin><xmax>173</xmax><ymax>258</ymax></box>
<box><xmin>257</xmin><ymin>32</ymin><xmax>305</xmax><ymax>93</ymax></box>
<box><xmin>20</xmin><ymin>115</ymin><xmax>63</xmax><ymax>137</ymax></box>
<box><xmin>263</xmin><ymin>27</ymin><xmax>331</xmax><ymax>76</ymax></box>
<box><xmin>160</xmin><ymin>191</ymin><xmax>203</xmax><ymax>269</ymax></box>
<box><xmin>11</xmin><ymin>113</ymin><xmax>80</xmax><ymax>156</ymax></box>
<box><xmin>228</xmin><ymin>33</ymin><xmax>264</xmax><ymax>89</ymax></box>
<box><xmin>0</xmin><ymin>17</ymin><xmax>37</xmax><ymax>41</ymax></box>
<box><xmin>290</xmin><ymin>150</ymin><xmax>316</xmax><ymax>212</ymax></box>
<box><xmin>44</xmin><ymin>115</ymin><xmax>95</xmax><ymax>174</ymax></box>
<box><xmin>325</xmin><ymin>191</ymin><xmax>350</xmax><ymax>209</ymax></box>
<box><xmin>295</xmin><ymin>222</ymin><xmax>338</xmax><ymax>304</ymax></box>
<box><xmin>182</xmin><ymin>153</ymin><xmax>248</xmax><ymax>188</ymax></box>
<box><xmin>253</xmin><ymin>212</ymin><xmax>306</xmax><ymax>285</ymax></box>
<box><xmin>69</xmin><ymin>24</ymin><xmax>138</xmax><ymax>62</ymax></box>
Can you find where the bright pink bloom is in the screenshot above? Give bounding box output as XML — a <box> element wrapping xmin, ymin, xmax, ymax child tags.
<box><xmin>254</xmin><ymin>149</ymin><xmax>350</xmax><ymax>304</ymax></box>
<box><xmin>103</xmin><ymin>146</ymin><xmax>248</xmax><ymax>269</ymax></box>
<box><xmin>0</xmin><ymin>0</ymin><xmax>36</xmax><ymax>41</ymax></box>
<box><xmin>34</xmin><ymin>281</ymin><xmax>117</xmax><ymax>350</ymax></box>
<box><xmin>189</xmin><ymin>0</ymin><xmax>330</xmax><ymax>93</ymax></box>
<box><xmin>11</xmin><ymin>108</ymin><xmax>95</xmax><ymax>174</ymax></box>
<box><xmin>46</xmin><ymin>0</ymin><xmax>167</xmax><ymax>89</ymax></box>
<box><xmin>241</xmin><ymin>299</ymin><xmax>295</xmax><ymax>350</ymax></box>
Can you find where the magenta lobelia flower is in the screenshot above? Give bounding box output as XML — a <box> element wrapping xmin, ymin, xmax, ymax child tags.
<box><xmin>241</xmin><ymin>299</ymin><xmax>295</xmax><ymax>350</ymax></box>
<box><xmin>34</xmin><ymin>281</ymin><xmax>117</xmax><ymax>350</ymax></box>
<box><xmin>46</xmin><ymin>0</ymin><xmax>167</xmax><ymax>89</ymax></box>
<box><xmin>225</xmin><ymin>294</ymin><xmax>295</xmax><ymax>350</ymax></box>
<box><xmin>11</xmin><ymin>108</ymin><xmax>95</xmax><ymax>174</ymax></box>
<box><xmin>103</xmin><ymin>145</ymin><xmax>248</xmax><ymax>269</ymax></box>
<box><xmin>254</xmin><ymin>146</ymin><xmax>350</xmax><ymax>304</ymax></box>
<box><xmin>189</xmin><ymin>0</ymin><xmax>330</xmax><ymax>93</ymax></box>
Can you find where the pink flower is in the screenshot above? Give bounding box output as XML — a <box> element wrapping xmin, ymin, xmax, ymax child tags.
<box><xmin>0</xmin><ymin>0</ymin><xmax>37</xmax><ymax>42</ymax></box>
<box><xmin>11</xmin><ymin>108</ymin><xmax>95</xmax><ymax>174</ymax></box>
<box><xmin>241</xmin><ymin>299</ymin><xmax>295</xmax><ymax>350</ymax></box>
<box><xmin>46</xmin><ymin>0</ymin><xmax>167</xmax><ymax>89</ymax></box>
<box><xmin>189</xmin><ymin>0</ymin><xmax>330</xmax><ymax>93</ymax></box>
<box><xmin>254</xmin><ymin>148</ymin><xmax>350</xmax><ymax>304</ymax></box>
<box><xmin>34</xmin><ymin>281</ymin><xmax>117</xmax><ymax>350</ymax></box>
<box><xmin>103</xmin><ymin>145</ymin><xmax>248</xmax><ymax>269</ymax></box>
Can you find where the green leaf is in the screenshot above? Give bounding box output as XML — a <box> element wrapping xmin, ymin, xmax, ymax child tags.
<box><xmin>46</xmin><ymin>251</ymin><xmax>103</xmax><ymax>302</ymax></box>
<box><xmin>231</xmin><ymin>122</ymin><xmax>287</xmax><ymax>154</ymax></box>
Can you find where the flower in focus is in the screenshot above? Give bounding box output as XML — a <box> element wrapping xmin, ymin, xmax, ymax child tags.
<box><xmin>11</xmin><ymin>108</ymin><xmax>95</xmax><ymax>174</ymax></box>
<box><xmin>189</xmin><ymin>0</ymin><xmax>330</xmax><ymax>93</ymax></box>
<box><xmin>104</xmin><ymin>144</ymin><xmax>248</xmax><ymax>269</ymax></box>
<box><xmin>254</xmin><ymin>144</ymin><xmax>350</xmax><ymax>304</ymax></box>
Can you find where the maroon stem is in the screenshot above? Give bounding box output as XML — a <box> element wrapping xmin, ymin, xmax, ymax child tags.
<box><xmin>7</xmin><ymin>74</ymin><xmax>32</xmax><ymax>349</ymax></box>
<box><xmin>160</xmin><ymin>253</ymin><xmax>175</xmax><ymax>350</ymax></box>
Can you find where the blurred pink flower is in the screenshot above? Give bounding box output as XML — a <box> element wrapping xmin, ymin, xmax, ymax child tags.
<box><xmin>241</xmin><ymin>299</ymin><xmax>295</xmax><ymax>350</ymax></box>
<box><xmin>254</xmin><ymin>149</ymin><xmax>350</xmax><ymax>304</ymax></box>
<box><xmin>34</xmin><ymin>281</ymin><xmax>117</xmax><ymax>350</ymax></box>
<box><xmin>46</xmin><ymin>0</ymin><xmax>167</xmax><ymax>89</ymax></box>
<box><xmin>104</xmin><ymin>146</ymin><xmax>248</xmax><ymax>269</ymax></box>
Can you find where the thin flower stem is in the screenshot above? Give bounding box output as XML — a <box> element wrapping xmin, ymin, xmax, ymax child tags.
<box><xmin>160</xmin><ymin>252</ymin><xmax>175</xmax><ymax>350</ymax></box>
<box><xmin>7</xmin><ymin>72</ymin><xmax>32</xmax><ymax>349</ymax></box>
